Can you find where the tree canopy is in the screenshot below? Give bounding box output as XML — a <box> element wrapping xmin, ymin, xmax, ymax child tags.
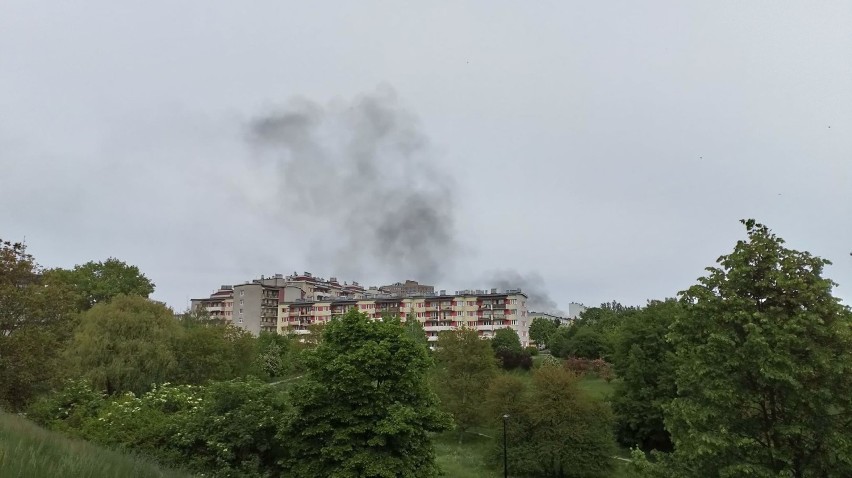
<box><xmin>67</xmin><ymin>295</ymin><xmax>180</xmax><ymax>395</ymax></box>
<box><xmin>282</xmin><ymin>308</ymin><xmax>451</xmax><ymax>477</ymax></box>
<box><xmin>46</xmin><ymin>258</ymin><xmax>155</xmax><ymax>311</ymax></box>
<box><xmin>529</xmin><ymin>317</ymin><xmax>558</xmax><ymax>347</ymax></box>
<box><xmin>433</xmin><ymin>327</ymin><xmax>497</xmax><ymax>441</ymax></box>
<box><xmin>0</xmin><ymin>239</ymin><xmax>76</xmax><ymax>408</ymax></box>
<box><xmin>658</xmin><ymin>220</ymin><xmax>852</xmax><ymax>477</ymax></box>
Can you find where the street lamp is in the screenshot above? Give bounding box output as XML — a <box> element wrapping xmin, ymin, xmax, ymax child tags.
<box><xmin>502</xmin><ymin>414</ymin><xmax>510</xmax><ymax>478</ymax></box>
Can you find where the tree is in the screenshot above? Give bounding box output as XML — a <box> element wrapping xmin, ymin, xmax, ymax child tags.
<box><xmin>565</xmin><ymin>327</ymin><xmax>608</xmax><ymax>359</ymax></box>
<box><xmin>611</xmin><ymin>299</ymin><xmax>680</xmax><ymax>452</ymax></box>
<box><xmin>493</xmin><ymin>362</ymin><xmax>617</xmax><ymax>478</ymax></box>
<box><xmin>659</xmin><ymin>220</ymin><xmax>852</xmax><ymax>477</ymax></box>
<box><xmin>172</xmin><ymin>321</ymin><xmax>257</xmax><ymax>384</ymax></box>
<box><xmin>281</xmin><ymin>308</ymin><xmax>451</xmax><ymax>477</ymax></box>
<box><xmin>546</xmin><ymin>326</ymin><xmax>569</xmax><ymax>358</ymax></box>
<box><xmin>433</xmin><ymin>327</ymin><xmax>497</xmax><ymax>442</ymax></box>
<box><xmin>0</xmin><ymin>239</ymin><xmax>76</xmax><ymax>409</ymax></box>
<box><xmin>529</xmin><ymin>317</ymin><xmax>558</xmax><ymax>348</ymax></box>
<box><xmin>491</xmin><ymin>327</ymin><xmax>522</xmax><ymax>353</ymax></box>
<box><xmin>45</xmin><ymin>258</ymin><xmax>155</xmax><ymax>311</ymax></box>
<box><xmin>67</xmin><ymin>295</ymin><xmax>180</xmax><ymax>395</ymax></box>
<box><xmin>403</xmin><ymin>312</ymin><xmax>429</xmax><ymax>349</ymax></box>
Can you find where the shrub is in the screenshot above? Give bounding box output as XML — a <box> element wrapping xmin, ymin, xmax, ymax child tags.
<box><xmin>525</xmin><ymin>346</ymin><xmax>539</xmax><ymax>356</ymax></box>
<box><xmin>496</xmin><ymin>348</ymin><xmax>533</xmax><ymax>371</ymax></box>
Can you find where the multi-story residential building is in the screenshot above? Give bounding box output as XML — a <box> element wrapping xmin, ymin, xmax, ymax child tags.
<box><xmin>190</xmin><ymin>285</ymin><xmax>234</xmax><ymax>323</ymax></box>
<box><xmin>528</xmin><ymin>304</ymin><xmax>587</xmax><ymax>331</ymax></box>
<box><xmin>568</xmin><ymin>302</ymin><xmax>588</xmax><ymax>320</ymax></box>
<box><xmin>192</xmin><ymin>272</ymin><xmax>366</xmax><ymax>335</ymax></box>
<box><xmin>378</xmin><ymin>280</ymin><xmax>434</xmax><ymax>296</ymax></box>
<box><xmin>278</xmin><ymin>288</ymin><xmax>532</xmax><ymax>347</ymax></box>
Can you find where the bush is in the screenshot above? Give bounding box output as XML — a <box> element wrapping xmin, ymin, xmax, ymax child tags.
<box><xmin>495</xmin><ymin>348</ymin><xmax>533</xmax><ymax>371</ymax></box>
<box><xmin>525</xmin><ymin>346</ymin><xmax>539</xmax><ymax>356</ymax></box>
<box><xmin>41</xmin><ymin>378</ymin><xmax>290</xmax><ymax>478</ymax></box>
<box><xmin>27</xmin><ymin>380</ymin><xmax>107</xmax><ymax>433</ymax></box>
<box><xmin>564</xmin><ymin>358</ymin><xmax>615</xmax><ymax>381</ymax></box>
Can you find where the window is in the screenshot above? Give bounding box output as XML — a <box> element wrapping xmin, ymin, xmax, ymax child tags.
<box><xmin>239</xmin><ymin>299</ymin><xmax>244</xmax><ymax>305</ymax></box>
<box><xmin>239</xmin><ymin>308</ymin><xmax>243</xmax><ymax>314</ymax></box>
<box><xmin>240</xmin><ymin>290</ymin><xmax>244</xmax><ymax>297</ymax></box>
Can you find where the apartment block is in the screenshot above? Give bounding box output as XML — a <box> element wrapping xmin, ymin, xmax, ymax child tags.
<box><xmin>279</xmin><ymin>289</ymin><xmax>532</xmax><ymax>347</ymax></box>
<box><xmin>378</xmin><ymin>280</ymin><xmax>434</xmax><ymax>296</ymax></box>
<box><xmin>192</xmin><ymin>272</ymin><xmax>365</xmax><ymax>335</ymax></box>
<box><xmin>190</xmin><ymin>286</ymin><xmax>234</xmax><ymax>322</ymax></box>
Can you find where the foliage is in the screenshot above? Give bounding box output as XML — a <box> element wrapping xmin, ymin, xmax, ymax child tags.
<box><xmin>0</xmin><ymin>239</ymin><xmax>76</xmax><ymax>409</ymax></box>
<box><xmin>74</xmin><ymin>378</ymin><xmax>289</xmax><ymax>477</ymax></box>
<box><xmin>525</xmin><ymin>345</ymin><xmax>539</xmax><ymax>356</ymax></box>
<box><xmin>563</xmin><ymin>357</ymin><xmax>613</xmax><ymax>382</ymax></box>
<box><xmin>488</xmin><ymin>363</ymin><xmax>617</xmax><ymax>478</ymax></box>
<box><xmin>173</xmin><ymin>321</ymin><xmax>258</xmax><ymax>384</ymax></box>
<box><xmin>495</xmin><ymin>348</ymin><xmax>533</xmax><ymax>371</ymax></box>
<box><xmin>27</xmin><ymin>379</ymin><xmax>107</xmax><ymax>432</ymax></box>
<box><xmin>491</xmin><ymin>327</ymin><xmax>522</xmax><ymax>353</ymax></box>
<box><xmin>253</xmin><ymin>331</ymin><xmax>292</xmax><ymax>378</ymax></box>
<box><xmin>403</xmin><ymin>312</ymin><xmax>429</xmax><ymax>350</ymax></box>
<box><xmin>282</xmin><ymin>308</ymin><xmax>451</xmax><ymax>477</ymax></box>
<box><xmin>611</xmin><ymin>299</ymin><xmax>679</xmax><ymax>452</ymax></box>
<box><xmin>566</xmin><ymin>327</ymin><xmax>609</xmax><ymax>359</ymax></box>
<box><xmin>529</xmin><ymin>317</ymin><xmax>558</xmax><ymax>347</ymax></box>
<box><xmin>44</xmin><ymin>258</ymin><xmax>155</xmax><ymax>311</ymax></box>
<box><xmin>660</xmin><ymin>220</ymin><xmax>852</xmax><ymax>477</ymax></box>
<box><xmin>0</xmin><ymin>411</ymin><xmax>190</xmax><ymax>478</ymax></box>
<box><xmin>434</xmin><ymin>328</ymin><xmax>498</xmax><ymax>441</ymax></box>
<box><xmin>547</xmin><ymin>326</ymin><xmax>573</xmax><ymax>358</ymax></box>
<box><xmin>67</xmin><ymin>295</ymin><xmax>181</xmax><ymax>396</ymax></box>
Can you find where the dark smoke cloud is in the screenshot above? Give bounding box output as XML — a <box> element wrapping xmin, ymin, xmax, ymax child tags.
<box><xmin>245</xmin><ymin>88</ymin><xmax>456</xmax><ymax>281</ymax></box>
<box><xmin>489</xmin><ymin>270</ymin><xmax>563</xmax><ymax>315</ymax></box>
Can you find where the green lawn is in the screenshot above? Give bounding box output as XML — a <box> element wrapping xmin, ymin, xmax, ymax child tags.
<box><xmin>0</xmin><ymin>412</ymin><xmax>191</xmax><ymax>478</ymax></box>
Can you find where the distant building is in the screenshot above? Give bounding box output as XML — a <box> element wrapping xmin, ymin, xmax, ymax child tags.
<box><xmin>192</xmin><ymin>272</ymin><xmax>365</xmax><ymax>335</ymax></box>
<box><xmin>379</xmin><ymin>280</ymin><xmax>434</xmax><ymax>296</ymax></box>
<box><xmin>190</xmin><ymin>285</ymin><xmax>234</xmax><ymax>323</ymax></box>
<box><xmin>529</xmin><ymin>311</ymin><xmax>572</xmax><ymax>327</ymax></box>
<box><xmin>568</xmin><ymin>302</ymin><xmax>587</xmax><ymax>320</ymax></box>
<box><xmin>280</xmin><ymin>288</ymin><xmax>532</xmax><ymax>347</ymax></box>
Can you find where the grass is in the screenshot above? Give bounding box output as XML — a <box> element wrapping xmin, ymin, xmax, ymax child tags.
<box><xmin>0</xmin><ymin>412</ymin><xmax>191</xmax><ymax>478</ymax></box>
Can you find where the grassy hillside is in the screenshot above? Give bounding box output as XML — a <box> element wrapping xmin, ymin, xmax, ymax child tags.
<box><xmin>0</xmin><ymin>412</ymin><xmax>190</xmax><ymax>478</ymax></box>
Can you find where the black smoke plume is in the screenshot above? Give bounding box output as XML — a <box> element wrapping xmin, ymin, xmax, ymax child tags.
<box><xmin>489</xmin><ymin>270</ymin><xmax>563</xmax><ymax>315</ymax></box>
<box><xmin>246</xmin><ymin>88</ymin><xmax>456</xmax><ymax>281</ymax></box>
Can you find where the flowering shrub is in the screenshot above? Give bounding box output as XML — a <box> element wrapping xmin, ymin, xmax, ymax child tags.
<box><xmin>33</xmin><ymin>378</ymin><xmax>289</xmax><ymax>477</ymax></box>
<box><xmin>27</xmin><ymin>379</ymin><xmax>107</xmax><ymax>432</ymax></box>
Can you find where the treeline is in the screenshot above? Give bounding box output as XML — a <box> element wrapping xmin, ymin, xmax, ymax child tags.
<box><xmin>527</xmin><ymin>220</ymin><xmax>852</xmax><ymax>477</ymax></box>
<box><xmin>3</xmin><ymin>217</ymin><xmax>852</xmax><ymax>478</ymax></box>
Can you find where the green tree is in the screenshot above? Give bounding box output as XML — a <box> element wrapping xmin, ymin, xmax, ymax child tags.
<box><xmin>548</xmin><ymin>326</ymin><xmax>573</xmax><ymax>358</ymax></box>
<box><xmin>491</xmin><ymin>327</ymin><xmax>522</xmax><ymax>353</ymax></box>
<box><xmin>172</xmin><ymin>321</ymin><xmax>257</xmax><ymax>384</ymax></box>
<box><xmin>565</xmin><ymin>327</ymin><xmax>608</xmax><ymax>359</ymax></box>
<box><xmin>0</xmin><ymin>239</ymin><xmax>76</xmax><ymax>409</ymax></box>
<box><xmin>45</xmin><ymin>258</ymin><xmax>155</xmax><ymax>311</ymax></box>
<box><xmin>68</xmin><ymin>295</ymin><xmax>180</xmax><ymax>395</ymax></box>
<box><xmin>433</xmin><ymin>328</ymin><xmax>497</xmax><ymax>442</ymax></box>
<box><xmin>659</xmin><ymin>220</ymin><xmax>852</xmax><ymax>477</ymax></box>
<box><xmin>403</xmin><ymin>312</ymin><xmax>429</xmax><ymax>349</ymax></box>
<box><xmin>494</xmin><ymin>363</ymin><xmax>617</xmax><ymax>478</ymax></box>
<box><xmin>529</xmin><ymin>317</ymin><xmax>558</xmax><ymax>348</ymax></box>
<box><xmin>611</xmin><ymin>299</ymin><xmax>680</xmax><ymax>452</ymax></box>
<box><xmin>281</xmin><ymin>308</ymin><xmax>451</xmax><ymax>478</ymax></box>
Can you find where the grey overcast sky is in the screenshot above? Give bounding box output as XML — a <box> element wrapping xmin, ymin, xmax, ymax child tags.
<box><xmin>2</xmin><ymin>1</ymin><xmax>851</xmax><ymax>311</ymax></box>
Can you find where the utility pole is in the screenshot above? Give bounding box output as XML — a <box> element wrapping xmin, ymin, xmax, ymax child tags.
<box><xmin>503</xmin><ymin>414</ymin><xmax>509</xmax><ymax>478</ymax></box>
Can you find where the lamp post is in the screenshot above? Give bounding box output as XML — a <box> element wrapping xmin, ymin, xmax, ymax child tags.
<box><xmin>502</xmin><ymin>414</ymin><xmax>509</xmax><ymax>478</ymax></box>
